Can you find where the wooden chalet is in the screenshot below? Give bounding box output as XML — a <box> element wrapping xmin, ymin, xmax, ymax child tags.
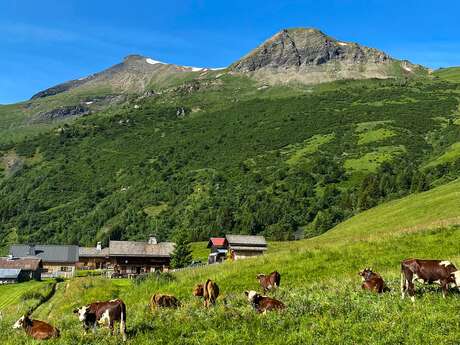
<box><xmin>78</xmin><ymin>242</ymin><xmax>110</xmax><ymax>269</ymax></box>
<box><xmin>207</xmin><ymin>237</ymin><xmax>228</xmax><ymax>264</ymax></box>
<box><xmin>225</xmin><ymin>235</ymin><xmax>267</xmax><ymax>260</ymax></box>
<box><xmin>108</xmin><ymin>237</ymin><xmax>175</xmax><ymax>275</ymax></box>
<box><xmin>10</xmin><ymin>244</ymin><xmax>79</xmax><ymax>278</ymax></box>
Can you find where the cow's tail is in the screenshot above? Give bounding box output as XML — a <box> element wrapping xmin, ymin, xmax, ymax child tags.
<box><xmin>275</xmin><ymin>271</ymin><xmax>281</xmax><ymax>288</ymax></box>
<box><xmin>120</xmin><ymin>303</ymin><xmax>127</xmax><ymax>342</ymax></box>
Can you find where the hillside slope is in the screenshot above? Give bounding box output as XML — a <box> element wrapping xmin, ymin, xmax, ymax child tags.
<box><xmin>1</xmin><ymin>76</ymin><xmax>460</xmax><ymax>250</ymax></box>
<box><xmin>0</xmin><ymin>28</ymin><xmax>428</xmax><ymax>146</ymax></box>
<box><xmin>1</xmin><ymin>182</ymin><xmax>459</xmax><ymax>344</ymax></box>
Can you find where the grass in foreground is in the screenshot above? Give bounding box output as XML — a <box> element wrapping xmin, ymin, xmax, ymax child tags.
<box><xmin>1</xmin><ymin>181</ymin><xmax>460</xmax><ymax>344</ymax></box>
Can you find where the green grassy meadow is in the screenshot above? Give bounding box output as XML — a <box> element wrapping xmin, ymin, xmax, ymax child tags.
<box><xmin>1</xmin><ymin>180</ymin><xmax>460</xmax><ymax>344</ymax></box>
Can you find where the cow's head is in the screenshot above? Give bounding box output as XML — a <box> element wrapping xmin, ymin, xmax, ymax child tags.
<box><xmin>450</xmin><ymin>271</ymin><xmax>460</xmax><ymax>288</ymax></box>
<box><xmin>256</xmin><ymin>274</ymin><xmax>266</xmax><ymax>280</ymax></box>
<box><xmin>73</xmin><ymin>306</ymin><xmax>90</xmax><ymax>322</ymax></box>
<box><xmin>193</xmin><ymin>284</ymin><xmax>204</xmax><ymax>297</ymax></box>
<box><xmin>13</xmin><ymin>314</ymin><xmax>31</xmax><ymax>330</ymax></box>
<box><xmin>244</xmin><ymin>290</ymin><xmax>260</xmax><ymax>303</ymax></box>
<box><xmin>358</xmin><ymin>268</ymin><xmax>373</xmax><ymax>281</ymax></box>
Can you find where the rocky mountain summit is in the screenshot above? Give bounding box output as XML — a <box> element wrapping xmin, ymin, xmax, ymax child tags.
<box><xmin>30</xmin><ymin>28</ymin><xmax>426</xmax><ymax>102</ymax></box>
<box><xmin>230</xmin><ymin>28</ymin><xmax>425</xmax><ymax>84</ymax></box>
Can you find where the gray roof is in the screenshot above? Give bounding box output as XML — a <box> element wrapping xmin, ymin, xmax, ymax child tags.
<box><xmin>0</xmin><ymin>257</ymin><xmax>42</xmax><ymax>270</ymax></box>
<box><xmin>109</xmin><ymin>241</ymin><xmax>175</xmax><ymax>257</ymax></box>
<box><xmin>0</xmin><ymin>268</ymin><xmax>22</xmax><ymax>279</ymax></box>
<box><xmin>10</xmin><ymin>245</ymin><xmax>79</xmax><ymax>263</ymax></box>
<box><xmin>225</xmin><ymin>235</ymin><xmax>267</xmax><ymax>247</ymax></box>
<box><xmin>229</xmin><ymin>246</ymin><xmax>267</xmax><ymax>252</ymax></box>
<box><xmin>79</xmin><ymin>247</ymin><xmax>110</xmax><ymax>257</ymax></box>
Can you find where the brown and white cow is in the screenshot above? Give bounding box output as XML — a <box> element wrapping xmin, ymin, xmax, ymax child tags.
<box><xmin>359</xmin><ymin>268</ymin><xmax>389</xmax><ymax>293</ymax></box>
<box><xmin>193</xmin><ymin>279</ymin><xmax>220</xmax><ymax>307</ymax></box>
<box><xmin>13</xmin><ymin>314</ymin><xmax>60</xmax><ymax>340</ymax></box>
<box><xmin>401</xmin><ymin>259</ymin><xmax>460</xmax><ymax>302</ymax></box>
<box><xmin>256</xmin><ymin>271</ymin><xmax>281</xmax><ymax>293</ymax></box>
<box><xmin>73</xmin><ymin>299</ymin><xmax>127</xmax><ymax>341</ymax></box>
<box><xmin>245</xmin><ymin>290</ymin><xmax>285</xmax><ymax>313</ymax></box>
<box><xmin>149</xmin><ymin>293</ymin><xmax>180</xmax><ymax>310</ymax></box>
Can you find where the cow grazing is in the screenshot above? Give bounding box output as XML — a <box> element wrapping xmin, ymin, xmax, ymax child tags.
<box><xmin>245</xmin><ymin>290</ymin><xmax>285</xmax><ymax>313</ymax></box>
<box><xmin>149</xmin><ymin>294</ymin><xmax>180</xmax><ymax>310</ymax></box>
<box><xmin>359</xmin><ymin>268</ymin><xmax>389</xmax><ymax>293</ymax></box>
<box><xmin>401</xmin><ymin>259</ymin><xmax>460</xmax><ymax>302</ymax></box>
<box><xmin>73</xmin><ymin>299</ymin><xmax>127</xmax><ymax>341</ymax></box>
<box><xmin>193</xmin><ymin>279</ymin><xmax>220</xmax><ymax>307</ymax></box>
<box><xmin>13</xmin><ymin>314</ymin><xmax>60</xmax><ymax>340</ymax></box>
<box><xmin>256</xmin><ymin>271</ymin><xmax>281</xmax><ymax>293</ymax></box>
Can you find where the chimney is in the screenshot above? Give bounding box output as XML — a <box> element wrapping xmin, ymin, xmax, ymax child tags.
<box><xmin>29</xmin><ymin>245</ymin><xmax>36</xmax><ymax>256</ymax></box>
<box><xmin>96</xmin><ymin>242</ymin><xmax>102</xmax><ymax>251</ymax></box>
<box><xmin>148</xmin><ymin>236</ymin><xmax>157</xmax><ymax>244</ymax></box>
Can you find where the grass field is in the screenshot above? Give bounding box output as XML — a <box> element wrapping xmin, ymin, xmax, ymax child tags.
<box><xmin>433</xmin><ymin>67</ymin><xmax>460</xmax><ymax>83</ymax></box>
<box><xmin>0</xmin><ymin>281</ymin><xmax>45</xmax><ymax>310</ymax></box>
<box><xmin>1</xmin><ymin>180</ymin><xmax>459</xmax><ymax>344</ymax></box>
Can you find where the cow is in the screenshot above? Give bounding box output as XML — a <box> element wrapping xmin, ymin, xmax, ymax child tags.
<box><xmin>13</xmin><ymin>313</ymin><xmax>60</xmax><ymax>340</ymax></box>
<box><xmin>193</xmin><ymin>279</ymin><xmax>220</xmax><ymax>307</ymax></box>
<box><xmin>256</xmin><ymin>271</ymin><xmax>281</xmax><ymax>293</ymax></box>
<box><xmin>401</xmin><ymin>259</ymin><xmax>460</xmax><ymax>302</ymax></box>
<box><xmin>359</xmin><ymin>268</ymin><xmax>389</xmax><ymax>293</ymax></box>
<box><xmin>73</xmin><ymin>299</ymin><xmax>127</xmax><ymax>341</ymax></box>
<box><xmin>149</xmin><ymin>293</ymin><xmax>180</xmax><ymax>310</ymax></box>
<box><xmin>245</xmin><ymin>290</ymin><xmax>285</xmax><ymax>313</ymax></box>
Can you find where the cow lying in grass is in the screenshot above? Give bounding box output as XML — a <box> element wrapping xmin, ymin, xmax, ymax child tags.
<box><xmin>13</xmin><ymin>313</ymin><xmax>60</xmax><ymax>340</ymax></box>
<box><xmin>401</xmin><ymin>259</ymin><xmax>460</xmax><ymax>302</ymax></box>
<box><xmin>193</xmin><ymin>279</ymin><xmax>219</xmax><ymax>307</ymax></box>
<box><xmin>257</xmin><ymin>271</ymin><xmax>281</xmax><ymax>293</ymax></box>
<box><xmin>149</xmin><ymin>293</ymin><xmax>180</xmax><ymax>310</ymax></box>
<box><xmin>73</xmin><ymin>299</ymin><xmax>127</xmax><ymax>341</ymax></box>
<box><xmin>359</xmin><ymin>268</ymin><xmax>389</xmax><ymax>293</ymax></box>
<box><xmin>245</xmin><ymin>290</ymin><xmax>285</xmax><ymax>313</ymax></box>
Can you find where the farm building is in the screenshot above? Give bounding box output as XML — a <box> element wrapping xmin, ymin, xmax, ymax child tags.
<box><xmin>225</xmin><ymin>235</ymin><xmax>267</xmax><ymax>260</ymax></box>
<box><xmin>0</xmin><ymin>269</ymin><xmax>30</xmax><ymax>284</ymax></box>
<box><xmin>10</xmin><ymin>244</ymin><xmax>79</xmax><ymax>278</ymax></box>
<box><xmin>78</xmin><ymin>242</ymin><xmax>110</xmax><ymax>269</ymax></box>
<box><xmin>0</xmin><ymin>257</ymin><xmax>42</xmax><ymax>282</ymax></box>
<box><xmin>207</xmin><ymin>237</ymin><xmax>228</xmax><ymax>264</ymax></box>
<box><xmin>108</xmin><ymin>237</ymin><xmax>175</xmax><ymax>275</ymax></box>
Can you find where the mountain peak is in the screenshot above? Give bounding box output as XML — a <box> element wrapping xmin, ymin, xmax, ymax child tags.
<box><xmin>230</xmin><ymin>28</ymin><xmax>424</xmax><ymax>84</ymax></box>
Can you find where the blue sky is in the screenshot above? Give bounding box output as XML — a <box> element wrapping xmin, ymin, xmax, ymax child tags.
<box><xmin>1</xmin><ymin>0</ymin><xmax>459</xmax><ymax>104</ymax></box>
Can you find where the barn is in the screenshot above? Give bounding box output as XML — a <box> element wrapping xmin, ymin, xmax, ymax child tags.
<box><xmin>10</xmin><ymin>245</ymin><xmax>79</xmax><ymax>278</ymax></box>
<box><xmin>108</xmin><ymin>237</ymin><xmax>175</xmax><ymax>275</ymax></box>
<box><xmin>207</xmin><ymin>237</ymin><xmax>228</xmax><ymax>264</ymax></box>
<box><xmin>78</xmin><ymin>242</ymin><xmax>110</xmax><ymax>269</ymax></box>
<box><xmin>0</xmin><ymin>257</ymin><xmax>42</xmax><ymax>282</ymax></box>
<box><xmin>225</xmin><ymin>235</ymin><xmax>267</xmax><ymax>260</ymax></box>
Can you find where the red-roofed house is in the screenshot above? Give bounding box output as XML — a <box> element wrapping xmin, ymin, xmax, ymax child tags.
<box><xmin>207</xmin><ymin>237</ymin><xmax>228</xmax><ymax>264</ymax></box>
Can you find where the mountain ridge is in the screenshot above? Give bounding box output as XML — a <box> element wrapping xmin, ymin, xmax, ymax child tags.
<box><xmin>30</xmin><ymin>27</ymin><xmax>428</xmax><ymax>101</ymax></box>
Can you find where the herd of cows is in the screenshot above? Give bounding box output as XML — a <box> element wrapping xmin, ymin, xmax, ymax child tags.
<box><xmin>11</xmin><ymin>258</ymin><xmax>460</xmax><ymax>341</ymax></box>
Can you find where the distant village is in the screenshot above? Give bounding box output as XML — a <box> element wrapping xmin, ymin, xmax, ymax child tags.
<box><xmin>0</xmin><ymin>235</ymin><xmax>267</xmax><ymax>284</ymax></box>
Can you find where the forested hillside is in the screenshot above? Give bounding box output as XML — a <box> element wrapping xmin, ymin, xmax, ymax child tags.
<box><xmin>1</xmin><ymin>73</ymin><xmax>460</xmax><ymax>249</ymax></box>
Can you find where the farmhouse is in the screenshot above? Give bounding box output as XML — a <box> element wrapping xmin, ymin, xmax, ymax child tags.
<box><xmin>207</xmin><ymin>237</ymin><xmax>228</xmax><ymax>264</ymax></box>
<box><xmin>0</xmin><ymin>257</ymin><xmax>42</xmax><ymax>283</ymax></box>
<box><xmin>78</xmin><ymin>242</ymin><xmax>110</xmax><ymax>269</ymax></box>
<box><xmin>225</xmin><ymin>235</ymin><xmax>267</xmax><ymax>260</ymax></box>
<box><xmin>10</xmin><ymin>245</ymin><xmax>79</xmax><ymax>278</ymax></box>
<box><xmin>108</xmin><ymin>237</ymin><xmax>175</xmax><ymax>275</ymax></box>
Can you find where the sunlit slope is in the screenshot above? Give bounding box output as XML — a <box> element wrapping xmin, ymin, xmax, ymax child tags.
<box><xmin>321</xmin><ymin>178</ymin><xmax>460</xmax><ymax>243</ymax></box>
<box><xmin>434</xmin><ymin>67</ymin><xmax>460</xmax><ymax>83</ymax></box>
